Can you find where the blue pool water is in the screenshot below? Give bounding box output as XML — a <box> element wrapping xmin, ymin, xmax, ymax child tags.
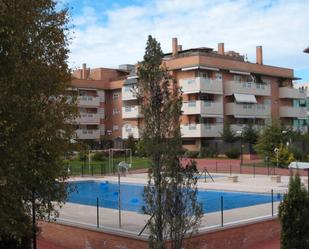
<box><xmin>68</xmin><ymin>181</ymin><xmax>283</xmax><ymax>214</ymax></box>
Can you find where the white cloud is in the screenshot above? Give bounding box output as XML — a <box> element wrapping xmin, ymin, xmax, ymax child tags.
<box><xmin>69</xmin><ymin>0</ymin><xmax>309</xmax><ymax>75</ymax></box>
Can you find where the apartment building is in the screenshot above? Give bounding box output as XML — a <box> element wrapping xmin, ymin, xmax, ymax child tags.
<box><xmin>71</xmin><ymin>39</ymin><xmax>307</xmax><ymax>150</ymax></box>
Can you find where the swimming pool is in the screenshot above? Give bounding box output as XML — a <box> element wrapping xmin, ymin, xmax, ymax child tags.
<box><xmin>68</xmin><ymin>181</ymin><xmax>283</xmax><ymax>214</ymax></box>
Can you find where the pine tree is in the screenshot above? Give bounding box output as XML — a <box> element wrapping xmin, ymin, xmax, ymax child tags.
<box><xmin>138</xmin><ymin>35</ymin><xmax>202</xmax><ymax>249</ymax></box>
<box><xmin>279</xmin><ymin>174</ymin><xmax>309</xmax><ymax>248</ymax></box>
<box><xmin>0</xmin><ymin>0</ymin><xmax>76</xmax><ymax>245</ymax></box>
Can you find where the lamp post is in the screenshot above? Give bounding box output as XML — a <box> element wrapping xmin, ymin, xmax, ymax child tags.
<box><xmin>236</xmin><ymin>130</ymin><xmax>243</xmax><ymax>166</ymax></box>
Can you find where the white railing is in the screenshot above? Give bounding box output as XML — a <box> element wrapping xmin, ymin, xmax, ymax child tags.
<box><xmin>182</xmin><ymin>100</ymin><xmax>223</xmax><ymax>116</ymax></box>
<box><xmin>77</xmin><ymin>96</ymin><xmax>100</xmax><ymax>107</ymax></box>
<box><xmin>280</xmin><ymin>106</ymin><xmax>307</xmax><ymax>118</ymax></box>
<box><xmin>75</xmin><ymin>129</ymin><xmax>100</xmax><ymax>140</ymax></box>
<box><xmin>122</xmin><ymin>125</ymin><xmax>139</xmax><ymax>139</ymax></box>
<box><xmin>122</xmin><ymin>106</ymin><xmax>142</xmax><ymax>119</ymax></box>
<box><xmin>225</xmin><ymin>103</ymin><xmax>271</xmax><ymax>117</ymax></box>
<box><xmin>75</xmin><ymin>113</ymin><xmax>100</xmax><ymax>124</ymax></box>
<box><xmin>122</xmin><ymin>85</ymin><xmax>138</xmax><ymax>100</ymax></box>
<box><xmin>181</xmin><ymin>123</ymin><xmax>223</xmax><ymax>138</ymax></box>
<box><xmin>279</xmin><ymin>87</ymin><xmax>307</xmax><ymax>99</ymax></box>
<box><xmin>179</xmin><ymin>77</ymin><xmax>223</xmax><ymax>94</ymax></box>
<box><xmin>225</xmin><ymin>81</ymin><xmax>270</xmax><ymax>96</ymax></box>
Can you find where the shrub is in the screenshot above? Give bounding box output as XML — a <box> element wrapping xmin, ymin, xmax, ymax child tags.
<box><xmin>92</xmin><ymin>152</ymin><xmax>105</xmax><ymax>161</ymax></box>
<box><xmin>289</xmin><ymin>146</ymin><xmax>306</xmax><ymax>161</ymax></box>
<box><xmin>225</xmin><ymin>147</ymin><xmax>240</xmax><ymax>159</ymax></box>
<box><xmin>78</xmin><ymin>151</ymin><xmax>88</xmax><ymax>161</ymax></box>
<box><xmin>271</xmin><ymin>144</ymin><xmax>294</xmax><ymax>168</ymax></box>
<box><xmin>137</xmin><ymin>139</ymin><xmax>146</xmax><ymax>157</ymax></box>
<box><xmin>184</xmin><ymin>150</ymin><xmax>199</xmax><ymax>158</ymax></box>
<box><xmin>199</xmin><ymin>146</ymin><xmax>218</xmax><ymax>158</ymax></box>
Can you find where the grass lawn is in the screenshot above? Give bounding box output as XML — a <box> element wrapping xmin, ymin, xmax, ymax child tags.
<box><xmin>66</xmin><ymin>156</ymin><xmax>150</xmax><ymax>176</ymax></box>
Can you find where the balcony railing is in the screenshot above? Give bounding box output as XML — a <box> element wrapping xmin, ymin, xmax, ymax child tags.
<box><xmin>279</xmin><ymin>87</ymin><xmax>306</xmax><ymax>99</ymax></box>
<box><xmin>280</xmin><ymin>106</ymin><xmax>307</xmax><ymax>119</ymax></box>
<box><xmin>122</xmin><ymin>85</ymin><xmax>138</xmax><ymax>100</ymax></box>
<box><xmin>181</xmin><ymin>123</ymin><xmax>223</xmax><ymax>138</ymax></box>
<box><xmin>122</xmin><ymin>125</ymin><xmax>139</xmax><ymax>139</ymax></box>
<box><xmin>75</xmin><ymin>129</ymin><xmax>100</xmax><ymax>140</ymax></box>
<box><xmin>75</xmin><ymin>113</ymin><xmax>100</xmax><ymax>124</ymax></box>
<box><xmin>179</xmin><ymin>77</ymin><xmax>223</xmax><ymax>94</ymax></box>
<box><xmin>225</xmin><ymin>81</ymin><xmax>270</xmax><ymax>96</ymax></box>
<box><xmin>225</xmin><ymin>103</ymin><xmax>271</xmax><ymax>118</ymax></box>
<box><xmin>230</xmin><ymin>124</ymin><xmax>265</xmax><ymax>133</ymax></box>
<box><xmin>122</xmin><ymin>106</ymin><xmax>142</xmax><ymax>119</ymax></box>
<box><xmin>182</xmin><ymin>100</ymin><xmax>223</xmax><ymax>116</ymax></box>
<box><xmin>77</xmin><ymin>96</ymin><xmax>100</xmax><ymax>107</ymax></box>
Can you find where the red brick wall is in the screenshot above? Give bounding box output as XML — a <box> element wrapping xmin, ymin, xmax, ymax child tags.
<box><xmin>39</xmin><ymin>218</ymin><xmax>280</xmax><ymax>249</ymax></box>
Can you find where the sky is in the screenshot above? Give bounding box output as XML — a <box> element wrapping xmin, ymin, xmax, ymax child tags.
<box><xmin>58</xmin><ymin>0</ymin><xmax>309</xmax><ymax>83</ymax></box>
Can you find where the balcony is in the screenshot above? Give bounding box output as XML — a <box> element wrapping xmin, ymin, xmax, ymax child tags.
<box><xmin>182</xmin><ymin>100</ymin><xmax>223</xmax><ymax>116</ymax></box>
<box><xmin>122</xmin><ymin>85</ymin><xmax>138</xmax><ymax>100</ymax></box>
<box><xmin>225</xmin><ymin>81</ymin><xmax>270</xmax><ymax>96</ymax></box>
<box><xmin>280</xmin><ymin>106</ymin><xmax>307</xmax><ymax>119</ymax></box>
<box><xmin>75</xmin><ymin>113</ymin><xmax>100</xmax><ymax>124</ymax></box>
<box><xmin>75</xmin><ymin>129</ymin><xmax>100</xmax><ymax>140</ymax></box>
<box><xmin>122</xmin><ymin>106</ymin><xmax>142</xmax><ymax>119</ymax></box>
<box><xmin>122</xmin><ymin>125</ymin><xmax>139</xmax><ymax>139</ymax></box>
<box><xmin>179</xmin><ymin>77</ymin><xmax>223</xmax><ymax>94</ymax></box>
<box><xmin>181</xmin><ymin>123</ymin><xmax>223</xmax><ymax>138</ymax></box>
<box><xmin>279</xmin><ymin>87</ymin><xmax>306</xmax><ymax>99</ymax></box>
<box><xmin>225</xmin><ymin>103</ymin><xmax>271</xmax><ymax>118</ymax></box>
<box><xmin>77</xmin><ymin>96</ymin><xmax>100</xmax><ymax>107</ymax></box>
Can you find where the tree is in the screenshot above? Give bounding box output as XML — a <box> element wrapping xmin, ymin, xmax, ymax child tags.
<box><xmin>242</xmin><ymin>124</ymin><xmax>259</xmax><ymax>154</ymax></box>
<box><xmin>0</xmin><ymin>0</ymin><xmax>76</xmax><ymax>246</ymax></box>
<box><xmin>279</xmin><ymin>173</ymin><xmax>309</xmax><ymax>248</ymax></box>
<box><xmin>125</xmin><ymin>135</ymin><xmax>137</xmax><ymax>156</ymax></box>
<box><xmin>221</xmin><ymin>123</ymin><xmax>238</xmax><ymax>143</ymax></box>
<box><xmin>270</xmin><ymin>144</ymin><xmax>294</xmax><ymax>168</ymax></box>
<box><xmin>254</xmin><ymin>123</ymin><xmax>283</xmax><ymax>160</ymax></box>
<box><xmin>138</xmin><ymin>35</ymin><xmax>202</xmax><ymax>249</ymax></box>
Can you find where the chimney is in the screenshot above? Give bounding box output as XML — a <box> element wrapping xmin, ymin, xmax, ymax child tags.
<box><xmin>218</xmin><ymin>43</ymin><xmax>225</xmax><ymax>55</ymax></box>
<box><xmin>256</xmin><ymin>46</ymin><xmax>263</xmax><ymax>65</ymax></box>
<box><xmin>178</xmin><ymin>45</ymin><xmax>182</xmax><ymax>52</ymax></box>
<box><xmin>82</xmin><ymin>63</ymin><xmax>89</xmax><ymax>79</ymax></box>
<box><xmin>172</xmin><ymin>38</ymin><xmax>178</xmax><ymax>56</ymax></box>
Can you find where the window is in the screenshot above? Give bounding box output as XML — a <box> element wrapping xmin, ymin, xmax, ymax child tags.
<box><xmin>113</xmin><ymin>125</ymin><xmax>119</xmax><ymax>131</ymax></box>
<box><xmin>234</xmin><ymin>75</ymin><xmax>242</xmax><ymax>82</ymax></box>
<box><xmin>215</xmin><ymin>73</ymin><xmax>222</xmax><ymax>80</ymax></box>
<box><xmin>113</xmin><ymin>93</ymin><xmax>119</xmax><ymax>100</ymax></box>
<box><xmin>113</xmin><ymin>108</ymin><xmax>119</xmax><ymax>115</ymax></box>
<box><xmin>125</xmin><ymin>106</ymin><xmax>132</xmax><ymax>112</ymax></box>
<box><xmin>188</xmin><ymin>101</ymin><xmax>196</xmax><ymax>107</ymax></box>
<box><xmin>124</xmin><ymin>86</ymin><xmax>132</xmax><ymax>92</ymax></box>
<box><xmin>243</xmin><ymin>104</ymin><xmax>252</xmax><ymax>109</ymax></box>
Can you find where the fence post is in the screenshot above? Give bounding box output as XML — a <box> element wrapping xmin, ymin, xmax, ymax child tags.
<box><xmin>204</xmin><ymin>170</ymin><xmax>207</xmax><ymax>183</ymax></box>
<box><xmin>229</xmin><ymin>164</ymin><xmax>232</xmax><ymax>176</ymax></box>
<box><xmin>82</xmin><ymin>159</ymin><xmax>85</xmax><ymax>176</ymax></box>
<box><xmin>221</xmin><ymin>196</ymin><xmax>224</xmax><ymax>227</ymax></box>
<box><xmin>216</xmin><ymin>161</ymin><xmax>218</xmax><ymax>173</ymax></box>
<box><xmin>96</xmin><ymin>197</ymin><xmax>99</xmax><ymax>228</ymax></box>
<box><xmin>271</xmin><ymin>189</ymin><xmax>274</xmax><ymax>216</ymax></box>
<box><xmin>91</xmin><ymin>163</ymin><xmax>94</xmax><ymax>176</ymax></box>
<box><xmin>253</xmin><ymin>164</ymin><xmax>255</xmax><ymax>178</ymax></box>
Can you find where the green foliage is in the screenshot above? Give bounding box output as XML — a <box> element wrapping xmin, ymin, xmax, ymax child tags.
<box><xmin>136</xmin><ymin>139</ymin><xmax>147</xmax><ymax>157</ymax></box>
<box><xmin>279</xmin><ymin>174</ymin><xmax>309</xmax><ymax>249</ymax></box>
<box><xmin>0</xmin><ymin>0</ymin><xmax>76</xmax><ymax>241</ymax></box>
<box><xmin>289</xmin><ymin>145</ymin><xmax>307</xmax><ymax>161</ymax></box>
<box><xmin>125</xmin><ymin>135</ymin><xmax>137</xmax><ymax>156</ymax></box>
<box><xmin>221</xmin><ymin>123</ymin><xmax>238</xmax><ymax>143</ymax></box>
<box><xmin>184</xmin><ymin>150</ymin><xmax>199</xmax><ymax>158</ymax></box>
<box><xmin>225</xmin><ymin>147</ymin><xmax>240</xmax><ymax>159</ymax></box>
<box><xmin>138</xmin><ymin>35</ymin><xmax>201</xmax><ymax>249</ymax></box>
<box><xmin>199</xmin><ymin>146</ymin><xmax>218</xmax><ymax>158</ymax></box>
<box><xmin>242</xmin><ymin>124</ymin><xmax>259</xmax><ymax>150</ymax></box>
<box><xmin>255</xmin><ymin>123</ymin><xmax>283</xmax><ymax>159</ymax></box>
<box><xmin>91</xmin><ymin>152</ymin><xmax>106</xmax><ymax>161</ymax></box>
<box><xmin>270</xmin><ymin>144</ymin><xmax>294</xmax><ymax>168</ymax></box>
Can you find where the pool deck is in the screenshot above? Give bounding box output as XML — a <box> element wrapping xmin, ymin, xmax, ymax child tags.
<box><xmin>53</xmin><ymin>172</ymin><xmax>306</xmax><ymax>236</ymax></box>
